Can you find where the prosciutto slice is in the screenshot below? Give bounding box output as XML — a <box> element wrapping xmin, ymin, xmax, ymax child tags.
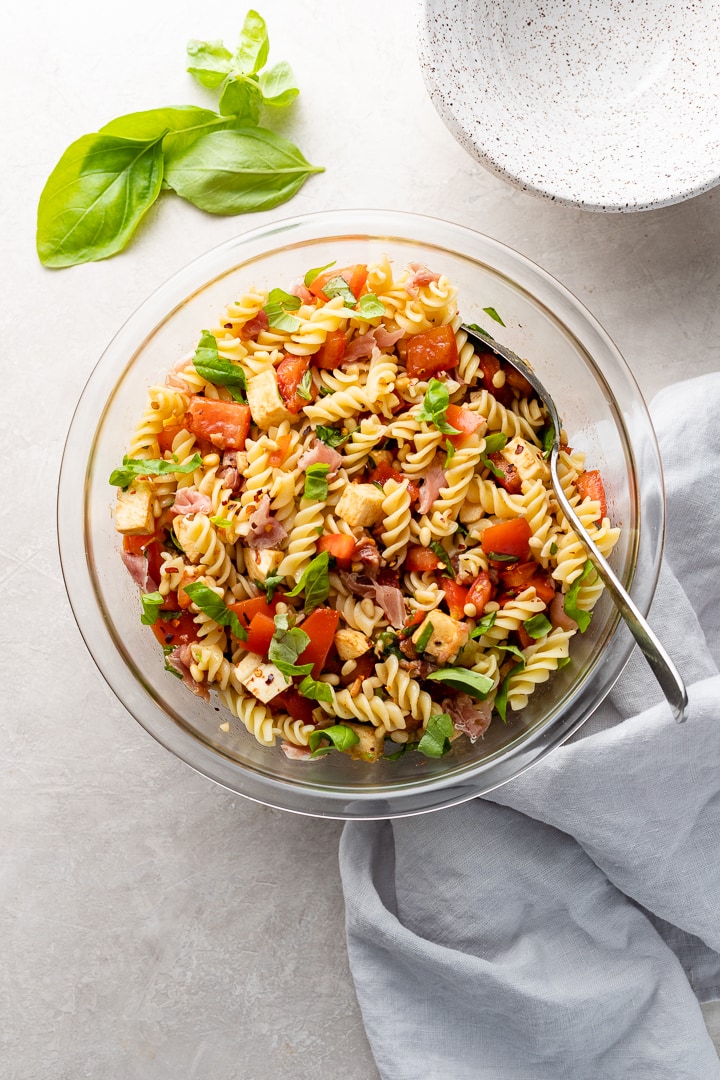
<box><xmin>121</xmin><ymin>550</ymin><xmax>155</xmax><ymax>592</ymax></box>
<box><xmin>167</xmin><ymin>644</ymin><xmax>210</xmax><ymax>702</ymax></box>
<box><xmin>297</xmin><ymin>439</ymin><xmax>343</xmax><ymax>476</ymax></box>
<box><xmin>443</xmin><ymin>694</ymin><xmax>492</xmax><ymax>741</ymax></box>
<box><xmin>344</xmin><ymin>326</ymin><xmax>404</xmax><ymax>362</ymax></box>
<box><xmin>170</xmin><ymin>490</ymin><xmax>212</xmax><ymax>517</ymax></box>
<box><xmin>417</xmin><ymin>463</ymin><xmax>447</xmax><ymax>514</ymax></box>
<box><xmin>291</xmin><ymin>282</ymin><xmax>315</xmax><ymax>305</ymax></box>
<box><xmin>247</xmin><ymin>494</ymin><xmax>288</xmax><ymax>549</ymax></box>
<box><xmin>405</xmin><ymin>263</ymin><xmax>441</xmax><ymax>298</ymax></box>
<box><xmin>549</xmin><ymin>591</ymin><xmax>578</xmax><ymax>631</ymax></box>
<box><xmin>240</xmin><ymin>310</ymin><xmax>269</xmax><ymax>338</ymax></box>
<box><xmin>280</xmin><ymin>742</ymin><xmax>313</xmax><ymax>760</ymax></box>
<box><xmin>340</xmin><ymin>572</ymin><xmax>406</xmax><ymax>628</ymax></box>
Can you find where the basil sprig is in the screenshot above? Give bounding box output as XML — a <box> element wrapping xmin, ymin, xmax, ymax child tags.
<box><xmin>425</xmin><ymin>667</ymin><xmax>494</xmax><ymax>700</ymax></box>
<box><xmin>109</xmin><ymin>453</ymin><xmax>202</xmax><ymax>490</ymax></box>
<box><xmin>416</xmin><ymin>379</ymin><xmax>460</xmax><ymax>435</ymax></box>
<box><xmin>183</xmin><ymin>582</ymin><xmax>247</xmax><ymax>640</ymax></box>
<box><xmin>308</xmin><ymin>724</ymin><xmax>359</xmax><ymax>758</ymax></box>
<box><xmin>264</xmin><ymin>287</ymin><xmax>302</xmax><ymax>332</ymax></box>
<box><xmin>303</xmin><ymin>463</ymin><xmax>330</xmax><ymax>501</ymax></box>
<box><xmin>417</xmin><ymin>713</ymin><xmax>454</xmax><ymax>758</ymax></box>
<box><xmin>286</xmin><ymin>551</ymin><xmax>330</xmax><ymax>612</ymax></box>
<box><xmin>563</xmin><ymin>560</ymin><xmax>597</xmax><ymax>632</ymax></box>
<box><xmin>316</xmin><ymin>426</ymin><xmax>349</xmax><ymax>449</ymax></box>
<box><xmin>192</xmin><ymin>331</ymin><xmax>247</xmax><ymax>401</ymax></box>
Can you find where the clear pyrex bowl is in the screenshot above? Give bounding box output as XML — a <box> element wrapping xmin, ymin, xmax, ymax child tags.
<box><xmin>58</xmin><ymin>209</ymin><xmax>664</xmax><ymax>819</ymax></box>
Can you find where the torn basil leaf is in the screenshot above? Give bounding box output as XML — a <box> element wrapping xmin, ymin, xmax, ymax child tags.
<box><xmin>315</xmin><ymin>425</ymin><xmax>349</xmax><ymax>449</ymax></box>
<box><xmin>109</xmin><ymin>453</ymin><xmax>202</xmax><ymax>490</ymax></box>
<box><xmin>296</xmin><ymin>368</ymin><xmax>313</xmax><ymax>401</ymax></box>
<box><xmin>140</xmin><ymin>592</ymin><xmax>165</xmax><ymax>626</ymax></box>
<box><xmin>298</xmin><ymin>674</ymin><xmax>333</xmax><ymax>703</ymax></box>
<box><xmin>429</xmin><ymin>541</ymin><xmax>454</xmax><ymax>578</ymax></box>
<box><xmin>469</xmin><ymin>611</ymin><xmax>497</xmax><ymax>638</ymax></box>
<box><xmin>322</xmin><ymin>275</ymin><xmax>357</xmax><ymax>306</ymax></box>
<box><xmin>263</xmin><ymin>286</ymin><xmax>303</xmax><ymax>331</ymax></box>
<box><xmin>414</xmin><ymin>620</ymin><xmax>434</xmax><ymax>655</ymax></box>
<box><xmin>483</xmin><ymin>307</ymin><xmax>506</xmax><ymax>327</ymax></box>
<box><xmin>286</xmin><ymin>551</ymin><xmax>330</xmax><ymax>612</ymax></box>
<box><xmin>303</xmin><ymin>463</ymin><xmax>330</xmax><ymax>501</ymax></box>
<box><xmin>304</xmin><ymin>261</ymin><xmax>335</xmax><ymax>287</ymax></box>
<box><xmin>259</xmin><ymin>573</ymin><xmax>283</xmax><ymax>602</ymax></box>
<box><xmin>192</xmin><ymin>330</ymin><xmax>247</xmax><ymax>401</ymax></box>
<box><xmin>308</xmin><ymin>724</ymin><xmax>359</xmax><ymax>758</ymax></box>
<box><xmin>483</xmin><ymin>432</ymin><xmax>508</xmax><ymax>454</ymax></box>
<box><xmin>268</xmin><ymin>615</ymin><xmax>311</xmax><ymax>679</ymax></box>
<box><xmin>417</xmin><ymin>713</ymin><xmax>454</xmax><ymax>758</ymax></box>
<box><xmin>495</xmin><ymin>662</ymin><xmax>524</xmax><ymax>723</ymax></box>
<box><xmin>563</xmin><ymin>560</ymin><xmax>596</xmax><ymax>632</ymax></box>
<box><xmin>182</xmin><ymin>582</ymin><xmax>247</xmax><ymax>640</ymax></box>
<box><xmin>355</xmin><ymin>293</ymin><xmax>385</xmax><ymax>318</ymax></box>
<box><xmin>523</xmin><ymin>613</ymin><xmax>552</xmax><ymax>639</ymax></box>
<box><xmin>416</xmin><ymin>379</ymin><xmax>461</xmax><ymax>435</ymax></box>
<box><xmin>425</xmin><ymin>667</ymin><xmax>494</xmax><ymax>700</ymax></box>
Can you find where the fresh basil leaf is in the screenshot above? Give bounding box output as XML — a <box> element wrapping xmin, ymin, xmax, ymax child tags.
<box><xmin>425</xmin><ymin>667</ymin><xmax>494</xmax><ymax>700</ymax></box>
<box><xmin>37</xmin><ymin>132</ymin><xmax>165</xmax><ymax>268</ymax></box>
<box><xmin>186</xmin><ymin>38</ymin><xmax>233</xmax><ymax>87</ymax></box>
<box><xmin>563</xmin><ymin>560</ymin><xmax>596</xmax><ymax>632</ymax></box>
<box><xmin>483</xmin><ymin>306</ymin><xmax>506</xmax><ymax>327</ymax></box>
<box><xmin>557</xmin><ymin>656</ymin><xmax>572</xmax><ymax>669</ymax></box>
<box><xmin>308</xmin><ymin>724</ymin><xmax>359</xmax><ymax>758</ymax></box>
<box><xmin>286</xmin><ymin>551</ymin><xmax>331</xmax><ymax>612</ymax></box>
<box><xmin>444</xmin><ymin>439</ymin><xmax>455</xmax><ymax>468</ymax></box>
<box><xmin>109</xmin><ymin>453</ymin><xmax>202</xmax><ymax>489</ymax></box>
<box><xmin>303</xmin><ymin>463</ymin><xmax>330</xmax><ymax>501</ymax></box>
<box><xmin>319</xmin><ymin>387</ymin><xmax>335</xmax><ymax>397</ymax></box>
<box><xmin>355</xmin><ymin>293</ymin><xmax>385</xmax><ymax>318</ymax></box>
<box><xmin>140</xmin><ymin>591</ymin><xmax>165</xmax><ymax>626</ymax></box>
<box><xmin>268</xmin><ymin>614</ymin><xmax>311</xmax><ymax>678</ymax></box>
<box><xmin>549</xmin><ymin>542</ymin><xmax>558</xmax><ymax>556</ymax></box>
<box><xmin>183</xmin><ymin>582</ymin><xmax>247</xmax><ymax>640</ymax></box>
<box><xmin>298</xmin><ymin>674</ymin><xmax>333</xmax><ymax>703</ymax></box>
<box><xmin>192</xmin><ymin>330</ymin><xmax>247</xmax><ymax>399</ymax></box>
<box><xmin>296</xmin><ymin>368</ymin><xmax>313</xmax><ymax>401</ymax></box>
<box><xmin>263</xmin><ymin>287</ymin><xmax>303</xmax><ymax>331</ymax></box>
<box><xmin>384</xmin><ymin>742</ymin><xmax>408</xmax><ymax>761</ymax></box>
<box><xmin>542</xmin><ymin>423</ymin><xmax>556</xmax><ymax>460</ymax></box>
<box><xmin>304</xmin><ymin>261</ymin><xmax>335</xmax><ymax>287</ymax></box>
<box><xmin>469</xmin><ymin>611</ymin><xmax>498</xmax><ymax>638</ymax></box>
<box><xmin>259</xmin><ymin>573</ymin><xmax>283</xmax><ymax>602</ymax></box>
<box><xmin>259</xmin><ymin>61</ymin><xmax>299</xmax><ymax>107</ymax></box>
<box><xmin>234</xmin><ymin>9</ymin><xmax>270</xmax><ymax>75</ymax></box>
<box><xmin>167</xmin><ymin>527</ymin><xmax>184</xmax><ymax>553</ymax></box>
<box><xmin>376</xmin><ymin>630</ymin><xmax>403</xmax><ymax>658</ymax></box>
<box><xmin>485</xmin><ymin>552</ymin><xmax>519</xmax><ymax>563</ymax></box>
<box><xmin>164</xmin><ymin>128</ymin><xmax>324</xmax><ymax>215</ymax></box>
<box><xmin>322</xmin><ymin>275</ymin><xmax>357</xmax><ymax>305</ymax></box>
<box><xmin>416</xmin><ymin>379</ymin><xmax>461</xmax><ymax>436</ymax></box>
<box><xmin>210</xmin><ymin>516</ymin><xmax>233</xmax><ymax>529</ymax></box>
<box><xmin>483</xmin><ymin>432</ymin><xmax>508</xmax><ymax>454</ymax></box>
<box><xmin>100</xmin><ymin>106</ymin><xmax>236</xmax><ymax>160</ymax></box>
<box><xmin>523</xmin><ymin>613</ymin><xmax>552</xmax><ymax>639</ymax></box>
<box><xmin>315</xmin><ymin>425</ymin><xmax>349</xmax><ymax>449</ymax></box>
<box><xmin>495</xmin><ymin>663</ymin><xmax>524</xmax><ymax>723</ymax></box>
<box><xmin>429</xmin><ymin>541</ymin><xmax>454</xmax><ymax>578</ymax></box>
<box><xmin>496</xmin><ymin>643</ymin><xmax>527</xmax><ymax>664</ymax></box>
<box><xmin>414</xmin><ymin>620</ymin><xmax>434</xmax><ymax>655</ymax></box>
<box><xmin>466</xmin><ymin>322</ymin><xmax>491</xmax><ymax>339</ymax></box>
<box><xmin>417</xmin><ymin>713</ymin><xmax>454</xmax><ymax>758</ymax></box>
<box><xmin>481</xmin><ymin>456</ymin><xmax>504</xmax><ymax>480</ymax></box>
<box><xmin>218</xmin><ymin>73</ymin><xmax>263</xmax><ymax>123</ymax></box>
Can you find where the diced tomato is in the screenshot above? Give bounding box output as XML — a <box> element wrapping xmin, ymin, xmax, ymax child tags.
<box><xmin>227</xmin><ymin>595</ymin><xmax>280</xmax><ymax>632</ymax></box>
<box><xmin>575</xmin><ymin>469</ymin><xmax>607</xmax><ymax>520</ymax></box>
<box><xmin>312</xmin><ymin>329</ymin><xmax>347</xmax><ymax>370</ymax></box>
<box><xmin>499</xmin><ymin>561</ymin><xmax>538</xmax><ymax>590</ymax></box>
<box><xmin>271</xmin><ymin>688</ymin><xmax>317</xmax><ymax>725</ymax></box>
<box><xmin>516</xmin><ymin>624</ymin><xmax>534</xmax><ymax>650</ymax></box>
<box><xmin>177</xmin><ymin>582</ymin><xmax>194</xmax><ymax>610</ymax></box>
<box><xmin>405</xmin><ymin>324</ymin><xmax>458</xmax><ymax>379</ymax></box>
<box><xmin>466</xmin><ymin>571</ymin><xmax>494</xmax><ymax>612</ymax></box>
<box><xmin>276</xmin><ymin>355</ymin><xmax>313</xmax><ymax>414</ymax></box>
<box><xmin>505</xmin><ymin>366</ymin><xmax>533</xmax><ymax>397</ymax></box>
<box><xmin>150</xmin><ymin>611</ymin><xmax>199</xmax><ymax>649</ymax></box>
<box><xmin>528</xmin><ymin>571</ymin><xmax>556</xmax><ymax>605</ymax></box>
<box><xmin>297</xmin><ymin>608</ymin><xmax>341</xmax><ymax>678</ymax></box>
<box><xmin>339</xmin><ymin>650</ymin><xmax>375</xmax><ymax>687</ymax></box>
<box><xmin>317</xmin><ymin>533</ymin><xmax>356</xmax><ymax>569</ymax></box>
<box><xmin>309</xmin><ymin>264</ymin><xmax>369</xmax><ymax>303</ymax></box>
<box><xmin>477</xmin><ymin>351</ymin><xmax>513</xmax><ymax>406</ymax></box>
<box><xmin>268</xmin><ymin>433</ymin><xmax>292</xmax><ymax>468</ymax></box>
<box><xmin>442</xmin><ymin>579</ymin><xmax>469</xmax><ymax>620</ymax></box>
<box><xmin>123</xmin><ymin>533</ymin><xmax>164</xmax><ymax>588</ymax></box>
<box><xmin>445</xmin><ymin>404</ymin><xmax>484</xmax><ymax>448</ymax></box>
<box><xmin>367</xmin><ymin>461</ymin><xmax>420</xmax><ymax>504</ymax></box>
<box><xmin>157</xmin><ymin>422</ymin><xmax>185</xmax><ymax>453</ymax></box>
<box><xmin>405</xmin><ymin>546</ymin><xmax>442</xmax><ymax>573</ymax></box>
<box><xmin>159</xmin><ymin>591</ymin><xmax>180</xmax><ymax>612</ymax></box>
<box><xmin>402</xmin><ymin>609</ymin><xmax>427</xmax><ymax>635</ymax></box>
<box><xmin>481</xmin><ymin>518</ymin><xmax>532</xmax><ymax>561</ymax></box>
<box><xmin>486</xmin><ymin>452</ymin><xmax>522</xmax><ymax>494</ymax></box>
<box><xmin>123</xmin><ymin>532</ymin><xmax>157</xmax><ymax>556</ymax></box>
<box><xmin>244</xmin><ymin>612</ymin><xmax>276</xmax><ymax>656</ymax></box>
<box><xmin>187</xmin><ymin>396</ymin><xmax>251</xmax><ymax>451</ymax></box>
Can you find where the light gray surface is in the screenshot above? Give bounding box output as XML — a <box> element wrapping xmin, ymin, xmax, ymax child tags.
<box><xmin>2</xmin><ymin>1</ymin><xmax>718</xmax><ymax>1077</ymax></box>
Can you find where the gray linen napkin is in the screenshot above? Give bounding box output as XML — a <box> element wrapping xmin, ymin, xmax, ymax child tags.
<box><xmin>340</xmin><ymin>373</ymin><xmax>720</xmax><ymax>1080</ymax></box>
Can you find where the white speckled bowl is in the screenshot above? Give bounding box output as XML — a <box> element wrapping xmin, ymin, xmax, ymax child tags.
<box><xmin>418</xmin><ymin>0</ymin><xmax>720</xmax><ymax>211</ymax></box>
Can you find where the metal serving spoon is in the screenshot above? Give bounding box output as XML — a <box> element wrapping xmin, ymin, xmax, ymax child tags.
<box><xmin>461</xmin><ymin>324</ymin><xmax>688</xmax><ymax>722</ymax></box>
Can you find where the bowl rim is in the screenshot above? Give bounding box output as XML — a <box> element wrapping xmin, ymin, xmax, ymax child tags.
<box><xmin>57</xmin><ymin>208</ymin><xmax>665</xmax><ymax>818</ymax></box>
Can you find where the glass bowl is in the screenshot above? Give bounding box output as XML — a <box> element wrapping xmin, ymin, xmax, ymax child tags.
<box><xmin>58</xmin><ymin>209</ymin><xmax>664</xmax><ymax>819</ymax></box>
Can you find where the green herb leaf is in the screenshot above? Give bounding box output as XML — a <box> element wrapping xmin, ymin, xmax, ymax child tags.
<box><xmin>304</xmin><ymin>261</ymin><xmax>335</xmax><ymax>287</ymax></box>
<box><xmin>425</xmin><ymin>667</ymin><xmax>494</xmax><ymax>700</ymax></box>
<box><xmin>495</xmin><ymin>663</ymin><xmax>524</xmax><ymax>723</ymax></box>
<box><xmin>37</xmin><ymin>132</ymin><xmax>165</xmax><ymax>268</ymax></box>
<box><xmin>315</xmin><ymin>425</ymin><xmax>349</xmax><ymax>449</ymax></box>
<box><xmin>263</xmin><ymin>286</ymin><xmax>303</xmax><ymax>331</ymax></box>
<box><xmin>485</xmin><ymin>552</ymin><xmax>519</xmax><ymax>563</ymax></box>
<box><xmin>541</xmin><ymin>423</ymin><xmax>556</xmax><ymax>460</ymax></box>
<box><xmin>496</xmin><ymin>643</ymin><xmax>527</xmax><ymax>664</ymax></box>
<box><xmin>210</xmin><ymin>516</ymin><xmax>233</xmax><ymax>529</ymax></box>
<box><xmin>414</xmin><ymin>621</ymin><xmax>434</xmax><ymax>654</ymax></box>
<box><xmin>182</xmin><ymin>582</ymin><xmax>247</xmax><ymax>640</ymax></box>
<box><xmin>296</xmin><ymin>368</ymin><xmax>313</xmax><ymax>401</ymax></box>
<box><xmin>429</xmin><ymin>541</ymin><xmax>454</xmax><ymax>579</ymax></box>
<box><xmin>286</xmin><ymin>551</ymin><xmax>331</xmax><ymax>612</ymax></box>
<box><xmin>523</xmin><ymin>613</ymin><xmax>552</xmax><ymax>639</ymax></box>
<box><xmin>140</xmin><ymin>591</ymin><xmax>165</xmax><ymax>626</ymax></box>
<box><xmin>186</xmin><ymin>38</ymin><xmax>233</xmax><ymax>87</ymax></box>
<box><xmin>481</xmin><ymin>455</ymin><xmax>506</xmax><ymax>480</ymax></box>
<box><xmin>549</xmin><ymin>542</ymin><xmax>558</xmax><ymax>556</ymax></box>
<box><xmin>322</xmin><ymin>275</ymin><xmax>357</xmax><ymax>306</ymax></box>
<box><xmin>483</xmin><ymin>432</ymin><xmax>508</xmax><ymax>454</ymax></box>
<box><xmin>563</xmin><ymin>560</ymin><xmax>596</xmax><ymax>632</ymax></box>
<box><xmin>100</xmin><ymin>106</ymin><xmax>238</xmax><ymax>160</ymax></box>
<box><xmin>259</xmin><ymin>572</ymin><xmax>284</xmax><ymax>602</ymax></box>
<box><xmin>234</xmin><ymin>9</ymin><xmax>270</xmax><ymax>75</ymax></box>
<box><xmin>355</xmin><ymin>293</ymin><xmax>386</xmax><ymax>318</ymax></box>
<box><xmin>417</xmin><ymin>713</ymin><xmax>454</xmax><ymax>758</ymax></box>
<box><xmin>259</xmin><ymin>61</ymin><xmax>299</xmax><ymax>107</ymax></box>
<box><xmin>557</xmin><ymin>656</ymin><xmax>572</xmax><ymax>669</ymax></box>
<box><xmin>416</xmin><ymin>379</ymin><xmax>461</xmax><ymax>436</ymax></box>
<box><xmin>444</xmin><ymin>439</ymin><xmax>455</xmax><ymax>468</ymax></box>
<box><xmin>218</xmin><ymin>73</ymin><xmax>263</xmax><ymax>123</ymax></box>
<box><xmin>192</xmin><ymin>330</ymin><xmax>247</xmax><ymax>400</ymax></box>
<box><xmin>483</xmin><ymin>306</ymin><xmax>506</xmax><ymax>327</ymax></box>
<box><xmin>303</xmin><ymin>463</ymin><xmax>330</xmax><ymax>501</ymax></box>
<box><xmin>466</xmin><ymin>322</ymin><xmax>491</xmax><ymax>339</ymax></box>
<box><xmin>375</xmin><ymin>630</ymin><xmax>403</xmax><ymax>658</ymax></box>
<box><xmin>164</xmin><ymin>127</ymin><xmax>324</xmax><ymax>215</ymax></box>
<box><xmin>308</xmin><ymin>724</ymin><xmax>359</xmax><ymax>758</ymax></box>
<box><xmin>267</xmin><ymin>615</ymin><xmax>311</xmax><ymax>679</ymax></box>
<box><xmin>109</xmin><ymin>453</ymin><xmax>202</xmax><ymax>490</ymax></box>
<box><xmin>319</xmin><ymin>387</ymin><xmax>335</xmax><ymax>397</ymax></box>
<box><xmin>297</xmin><ymin>674</ymin><xmax>333</xmax><ymax>703</ymax></box>
<box><xmin>469</xmin><ymin>611</ymin><xmax>497</xmax><ymax>638</ymax></box>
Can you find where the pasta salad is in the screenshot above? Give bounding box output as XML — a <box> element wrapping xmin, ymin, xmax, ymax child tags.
<box><xmin>111</xmin><ymin>258</ymin><xmax>620</xmax><ymax>762</ymax></box>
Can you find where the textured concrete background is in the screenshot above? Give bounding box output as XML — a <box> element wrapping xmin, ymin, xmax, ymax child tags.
<box><xmin>3</xmin><ymin>1</ymin><xmax>719</xmax><ymax>1077</ymax></box>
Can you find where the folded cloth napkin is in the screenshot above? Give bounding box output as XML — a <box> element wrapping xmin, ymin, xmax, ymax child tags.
<box><xmin>340</xmin><ymin>372</ymin><xmax>720</xmax><ymax>1080</ymax></box>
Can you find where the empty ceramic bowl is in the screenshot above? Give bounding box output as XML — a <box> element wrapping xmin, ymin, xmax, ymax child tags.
<box><xmin>418</xmin><ymin>0</ymin><xmax>720</xmax><ymax>211</ymax></box>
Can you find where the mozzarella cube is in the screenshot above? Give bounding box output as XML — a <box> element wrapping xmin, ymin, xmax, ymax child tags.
<box><xmin>246</xmin><ymin>369</ymin><xmax>294</xmax><ymax>430</ymax></box>
<box><xmin>412</xmin><ymin>611</ymin><xmax>469</xmax><ymax>665</ymax></box>
<box><xmin>243</xmin><ymin>547</ymin><xmax>283</xmax><ymax>583</ymax></box>
<box><xmin>172</xmin><ymin>515</ymin><xmax>205</xmax><ymax>564</ymax></box>
<box><xmin>115</xmin><ymin>484</ymin><xmax>154</xmax><ymax>535</ymax></box>
<box><xmin>501</xmin><ymin>437</ymin><xmax>550</xmax><ymax>483</ymax></box>
<box><xmin>335</xmin><ymin>483</ymin><xmax>385</xmax><ymax>528</ymax></box>
<box><xmin>234</xmin><ymin>653</ymin><xmax>290</xmax><ymax>704</ymax></box>
<box><xmin>341</xmin><ymin>721</ymin><xmax>385</xmax><ymax>763</ymax></box>
<box><xmin>334</xmin><ymin>628</ymin><xmax>372</xmax><ymax>661</ymax></box>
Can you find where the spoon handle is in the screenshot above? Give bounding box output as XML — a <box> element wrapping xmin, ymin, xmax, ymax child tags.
<box><xmin>551</xmin><ymin>463</ymin><xmax>688</xmax><ymax>722</ymax></box>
